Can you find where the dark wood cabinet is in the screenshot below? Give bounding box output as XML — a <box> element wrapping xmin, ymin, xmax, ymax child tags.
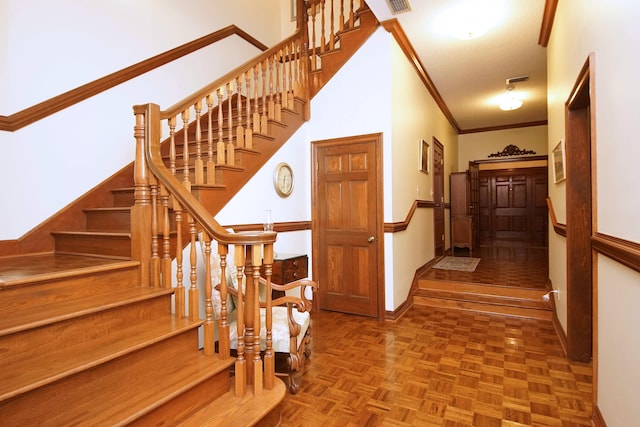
<box><xmin>262</xmin><ymin>253</ymin><xmax>308</xmax><ymax>299</ymax></box>
<box><xmin>450</xmin><ymin>169</ymin><xmax>478</xmax><ymax>255</ymax></box>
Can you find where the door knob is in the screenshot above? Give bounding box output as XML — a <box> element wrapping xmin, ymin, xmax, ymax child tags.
<box><xmin>368</xmin><ymin>236</ymin><xmax>375</xmax><ymax>243</ymax></box>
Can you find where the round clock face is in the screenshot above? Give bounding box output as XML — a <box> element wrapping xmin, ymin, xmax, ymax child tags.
<box><xmin>274</xmin><ymin>162</ymin><xmax>294</xmax><ymax>197</ymax></box>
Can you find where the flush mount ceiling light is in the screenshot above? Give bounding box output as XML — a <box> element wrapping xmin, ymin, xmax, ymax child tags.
<box><xmin>436</xmin><ymin>0</ymin><xmax>506</xmax><ymax>40</ymax></box>
<box><xmin>499</xmin><ymin>85</ymin><xmax>523</xmax><ymax>111</ymax></box>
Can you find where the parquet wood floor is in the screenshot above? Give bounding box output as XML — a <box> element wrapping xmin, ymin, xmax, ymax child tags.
<box><xmin>419</xmin><ymin>243</ymin><xmax>549</xmax><ymax>289</ymax></box>
<box><xmin>279</xmin><ymin>307</ymin><xmax>592</xmax><ymax>426</ymax></box>
<box><xmin>280</xmin><ymin>238</ymin><xmax>590</xmax><ymax>427</ymax></box>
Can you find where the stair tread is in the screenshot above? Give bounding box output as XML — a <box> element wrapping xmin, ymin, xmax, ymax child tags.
<box><xmin>35</xmin><ymin>347</ymin><xmax>234</xmax><ymax>426</ymax></box>
<box><xmin>182</xmin><ymin>379</ymin><xmax>286</xmax><ymax>426</ymax></box>
<box><xmin>414</xmin><ymin>295</ymin><xmax>553</xmax><ymax>320</ymax></box>
<box><xmin>0</xmin><ymin>315</ymin><xmax>202</xmax><ymax>401</ymax></box>
<box><xmin>0</xmin><ymin>253</ymin><xmax>138</xmax><ymax>288</ymax></box>
<box><xmin>0</xmin><ymin>285</ymin><xmax>173</xmax><ymax>336</ymax></box>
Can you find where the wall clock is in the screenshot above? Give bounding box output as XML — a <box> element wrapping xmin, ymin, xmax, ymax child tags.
<box><xmin>274</xmin><ymin>162</ymin><xmax>294</xmax><ymax>197</ymax></box>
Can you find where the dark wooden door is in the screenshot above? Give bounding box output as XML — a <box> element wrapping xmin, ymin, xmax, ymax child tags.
<box><xmin>479</xmin><ymin>167</ymin><xmax>548</xmax><ymax>242</ymax></box>
<box><xmin>312</xmin><ymin>133</ymin><xmax>383</xmax><ymax>318</ymax></box>
<box><xmin>433</xmin><ymin>139</ymin><xmax>445</xmax><ymax>256</ymax></box>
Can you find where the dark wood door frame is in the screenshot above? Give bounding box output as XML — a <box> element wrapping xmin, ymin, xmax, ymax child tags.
<box><xmin>565</xmin><ymin>55</ymin><xmax>596</xmax><ymax>363</ymax></box>
<box><xmin>433</xmin><ymin>138</ymin><xmax>445</xmax><ymax>256</ymax></box>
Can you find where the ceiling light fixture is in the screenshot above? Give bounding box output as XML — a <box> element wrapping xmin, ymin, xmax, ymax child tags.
<box><xmin>499</xmin><ymin>83</ymin><xmax>523</xmax><ymax>111</ymax></box>
<box><xmin>436</xmin><ymin>0</ymin><xmax>506</xmax><ymax>40</ymax></box>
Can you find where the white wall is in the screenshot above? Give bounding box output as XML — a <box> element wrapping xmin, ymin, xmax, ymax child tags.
<box><xmin>548</xmin><ymin>1</ymin><xmax>640</xmax><ymax>425</ymax></box>
<box><xmin>389</xmin><ymin>40</ymin><xmax>458</xmax><ymax>308</ymax></box>
<box><xmin>0</xmin><ymin>0</ymin><xmax>282</xmax><ymax>240</ymax></box>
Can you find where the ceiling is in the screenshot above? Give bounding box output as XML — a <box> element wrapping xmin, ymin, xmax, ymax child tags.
<box><xmin>366</xmin><ymin>0</ymin><xmax>549</xmax><ymax>133</ymax></box>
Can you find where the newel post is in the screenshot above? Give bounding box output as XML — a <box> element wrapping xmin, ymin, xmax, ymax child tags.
<box><xmin>131</xmin><ymin>103</ymin><xmax>161</xmax><ymax>287</ymax></box>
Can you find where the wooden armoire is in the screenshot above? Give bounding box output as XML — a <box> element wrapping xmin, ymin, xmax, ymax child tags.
<box><xmin>450</xmin><ymin>163</ymin><xmax>479</xmax><ymax>255</ymax></box>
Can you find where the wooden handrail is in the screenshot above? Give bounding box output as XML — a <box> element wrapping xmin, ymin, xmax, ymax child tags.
<box><xmin>546</xmin><ymin>197</ymin><xmax>567</xmax><ymax>237</ymax></box>
<box><xmin>0</xmin><ymin>25</ymin><xmax>268</xmax><ymax>132</ymax></box>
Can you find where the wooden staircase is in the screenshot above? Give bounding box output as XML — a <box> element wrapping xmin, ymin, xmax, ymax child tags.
<box><xmin>415</xmin><ymin>278</ymin><xmax>553</xmax><ymax>321</ymax></box>
<box><xmin>0</xmin><ymin>1</ymin><xmax>379</xmax><ymax>424</ymax></box>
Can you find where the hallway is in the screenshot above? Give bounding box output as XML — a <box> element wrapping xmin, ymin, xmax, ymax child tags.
<box><xmin>280</xmin><ymin>242</ymin><xmax>593</xmax><ymax>426</ymax></box>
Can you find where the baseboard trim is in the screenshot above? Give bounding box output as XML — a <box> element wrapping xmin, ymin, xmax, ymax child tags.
<box><xmin>385</xmin><ymin>257</ymin><xmax>439</xmax><ymax>321</ymax></box>
<box><xmin>592</xmin><ymin>403</ymin><xmax>607</xmax><ymax>427</ymax></box>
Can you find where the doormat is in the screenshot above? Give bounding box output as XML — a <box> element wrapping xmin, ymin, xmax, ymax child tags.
<box><xmin>432</xmin><ymin>256</ymin><xmax>481</xmax><ymax>272</ymax></box>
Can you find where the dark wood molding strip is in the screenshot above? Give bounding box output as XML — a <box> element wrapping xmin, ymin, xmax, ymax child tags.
<box><xmin>592</xmin><ymin>233</ymin><xmax>640</xmax><ymax>275</ymax></box>
<box><xmin>546</xmin><ymin>197</ymin><xmax>567</xmax><ymax>237</ymax></box>
<box><xmin>459</xmin><ymin>120</ymin><xmax>548</xmax><ymax>135</ymax></box>
<box><xmin>384</xmin><ymin>199</ymin><xmax>437</xmax><ymax>233</ymax></box>
<box><xmin>538</xmin><ymin>0</ymin><xmax>559</xmax><ymax>47</ymax></box>
<box><xmin>0</xmin><ymin>25</ymin><xmax>268</xmax><ymax>132</ymax></box>
<box><xmin>224</xmin><ymin>221</ymin><xmax>311</xmax><ymax>233</ymax></box>
<box><xmin>381</xmin><ymin>19</ymin><xmax>461</xmax><ymax>133</ymax></box>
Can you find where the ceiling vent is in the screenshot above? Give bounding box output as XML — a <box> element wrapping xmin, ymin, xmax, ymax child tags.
<box><xmin>386</xmin><ymin>0</ymin><xmax>412</xmax><ymax>15</ymax></box>
<box><xmin>506</xmin><ymin>76</ymin><xmax>529</xmax><ymax>85</ymax></box>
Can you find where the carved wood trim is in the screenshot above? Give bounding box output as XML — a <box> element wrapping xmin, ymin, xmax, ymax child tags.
<box><xmin>487</xmin><ymin>144</ymin><xmax>536</xmax><ymax>158</ymax></box>
<box><xmin>474</xmin><ymin>154</ymin><xmax>548</xmax><ymax>165</ymax></box>
<box><xmin>592</xmin><ymin>233</ymin><xmax>640</xmax><ymax>275</ymax></box>
<box><xmin>381</xmin><ymin>19</ymin><xmax>460</xmax><ymax>133</ymax></box>
<box><xmin>384</xmin><ymin>200</ymin><xmax>437</xmax><ymax>233</ymax></box>
<box><xmin>0</xmin><ymin>25</ymin><xmax>268</xmax><ymax>132</ymax></box>
<box><xmin>538</xmin><ymin>0</ymin><xmax>559</xmax><ymax>47</ymax></box>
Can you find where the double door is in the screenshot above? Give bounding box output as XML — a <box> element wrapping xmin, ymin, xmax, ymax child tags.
<box><xmin>478</xmin><ymin>167</ymin><xmax>547</xmax><ymax>242</ymax></box>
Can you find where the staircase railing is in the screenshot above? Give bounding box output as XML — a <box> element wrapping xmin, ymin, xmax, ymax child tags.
<box><xmin>131</xmin><ymin>0</ymin><xmax>364</xmax><ymax>398</ymax></box>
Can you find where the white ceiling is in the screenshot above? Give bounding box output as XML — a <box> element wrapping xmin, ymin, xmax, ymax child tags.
<box><xmin>366</xmin><ymin>0</ymin><xmax>548</xmax><ymax>132</ymax></box>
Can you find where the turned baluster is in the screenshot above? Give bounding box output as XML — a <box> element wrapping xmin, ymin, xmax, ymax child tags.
<box><xmin>194</xmin><ymin>101</ymin><xmax>204</xmax><ymax>185</ymax></box>
<box><xmin>226</xmin><ymin>82</ymin><xmax>235</xmax><ymax>166</ymax></box>
<box><xmin>250</xmin><ymin>244</ymin><xmax>263</xmax><ymax>395</ymax></box>
<box><xmin>253</xmin><ymin>64</ymin><xmax>261</xmax><ymax>134</ymax></box>
<box><xmin>236</xmin><ymin>76</ymin><xmax>245</xmax><ymax>149</ymax></box>
<box><xmin>349</xmin><ymin>0</ymin><xmax>355</xmax><ymax>29</ymax></box>
<box><xmin>275</xmin><ymin>51</ymin><xmax>282</xmax><ymax>122</ymax></box>
<box><xmin>330</xmin><ymin>0</ymin><xmax>335</xmax><ymax>50</ymax></box>
<box><xmin>188</xmin><ymin>215</ymin><xmax>198</xmax><ymax>321</ymax></box>
<box><xmin>311</xmin><ymin>3</ymin><xmax>318</xmax><ymax>71</ymax></box>
<box><xmin>216</xmin><ymin>88</ymin><xmax>225</xmax><ymax>164</ymax></box>
<box><xmin>202</xmin><ymin>234</ymin><xmax>215</xmax><ymax>356</ymax></box>
<box><xmin>150</xmin><ymin>175</ymin><xmax>160</xmax><ymax>287</ymax></box>
<box><xmin>174</xmin><ymin>204</ymin><xmax>185</xmax><ymax>318</ymax></box>
<box><xmin>260</xmin><ymin>60</ymin><xmax>268</xmax><ymax>133</ymax></box>
<box><xmin>340</xmin><ymin>0</ymin><xmax>345</xmax><ymax>32</ymax></box>
<box><xmin>205</xmin><ymin>93</ymin><xmax>216</xmax><ymax>184</ymax></box>
<box><xmin>168</xmin><ymin>117</ymin><xmax>177</xmax><ymax>177</ymax></box>
<box><xmin>267</xmin><ymin>56</ymin><xmax>275</xmax><ymax>121</ymax></box>
<box><xmin>244</xmin><ymin>71</ymin><xmax>253</xmax><ymax>149</ymax></box>
<box><xmin>218</xmin><ymin>244</ymin><xmax>231</xmax><ymax>358</ymax></box>
<box><xmin>263</xmin><ymin>242</ymin><xmax>275</xmax><ymax>389</ymax></box>
<box><xmin>233</xmin><ymin>244</ymin><xmax>246</xmax><ymax>396</ymax></box>
<box><xmin>286</xmin><ymin>44</ymin><xmax>294</xmax><ymax>110</ymax></box>
<box><xmin>181</xmin><ymin>109</ymin><xmax>191</xmax><ymax>191</ymax></box>
<box><xmin>320</xmin><ymin>0</ymin><xmax>326</xmax><ymax>53</ymax></box>
<box><xmin>161</xmin><ymin>183</ymin><xmax>172</xmax><ymax>289</ymax></box>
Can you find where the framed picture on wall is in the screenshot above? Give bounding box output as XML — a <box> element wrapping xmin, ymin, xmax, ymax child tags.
<box><xmin>420</xmin><ymin>139</ymin><xmax>430</xmax><ymax>173</ymax></box>
<box><xmin>552</xmin><ymin>139</ymin><xmax>566</xmax><ymax>183</ymax></box>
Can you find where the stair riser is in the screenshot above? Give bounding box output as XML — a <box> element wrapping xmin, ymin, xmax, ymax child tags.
<box><xmin>1</xmin><ymin>266</ymin><xmax>139</xmax><ymax>317</ymax></box>
<box><xmin>54</xmin><ymin>233</ymin><xmax>131</xmax><ymax>258</ymax></box>
<box><xmin>413</xmin><ymin>296</ymin><xmax>553</xmax><ymax>321</ymax></box>
<box><xmin>415</xmin><ymin>290</ymin><xmax>550</xmax><ymax>310</ymax></box>
<box><xmin>0</xmin><ymin>295</ymin><xmax>171</xmax><ymax>368</ymax></box>
<box><xmin>128</xmin><ymin>370</ymin><xmax>230</xmax><ymax>426</ymax></box>
<box><xmin>85</xmin><ymin>209</ymin><xmax>131</xmax><ymax>232</ymax></box>
<box><xmin>112</xmin><ymin>189</ymin><xmax>135</xmax><ymax>207</ymax></box>
<box><xmin>0</xmin><ymin>329</ymin><xmax>206</xmax><ymax>425</ymax></box>
<box><xmin>418</xmin><ymin>278</ymin><xmax>548</xmax><ymax>300</ymax></box>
